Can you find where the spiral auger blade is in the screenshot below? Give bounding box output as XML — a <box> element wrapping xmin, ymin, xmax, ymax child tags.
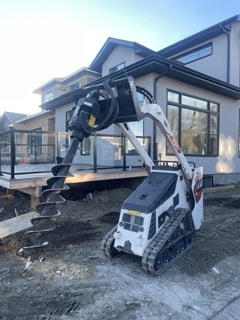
<box><xmin>16</xmin><ymin>78</ymin><xmax>124</xmax><ymax>271</ymax></box>
<box><xmin>17</xmin><ymin>138</ymin><xmax>80</xmax><ymax>271</ymax></box>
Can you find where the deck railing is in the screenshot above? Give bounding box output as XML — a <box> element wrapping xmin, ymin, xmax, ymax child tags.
<box><xmin>0</xmin><ymin>128</ymin><xmax>151</xmax><ymax>179</ymax></box>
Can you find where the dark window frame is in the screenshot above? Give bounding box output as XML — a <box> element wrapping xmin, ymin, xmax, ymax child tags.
<box><xmin>43</xmin><ymin>90</ymin><xmax>54</xmax><ymax>103</ymax></box>
<box><xmin>166</xmin><ymin>89</ymin><xmax>219</xmax><ymax>157</ymax></box>
<box><xmin>109</xmin><ymin>61</ymin><xmax>125</xmax><ymax>74</ymax></box>
<box><xmin>174</xmin><ymin>43</ymin><xmax>213</xmax><ymax>65</ymax></box>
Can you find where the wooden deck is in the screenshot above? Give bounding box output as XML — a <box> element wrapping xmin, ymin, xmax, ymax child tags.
<box><xmin>0</xmin><ymin>168</ymin><xmax>147</xmax><ymax>190</ymax></box>
<box><xmin>0</xmin><ymin>168</ymin><xmax>147</xmax><ymax>237</ymax></box>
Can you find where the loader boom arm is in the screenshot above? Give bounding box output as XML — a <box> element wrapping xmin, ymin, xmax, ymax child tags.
<box><xmin>140</xmin><ymin>101</ymin><xmax>193</xmax><ymax>180</ymax></box>
<box><xmin>118</xmin><ymin>100</ymin><xmax>193</xmax><ymax>182</ymax></box>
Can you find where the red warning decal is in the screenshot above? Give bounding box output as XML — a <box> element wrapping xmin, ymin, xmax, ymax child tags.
<box><xmin>194</xmin><ymin>175</ymin><xmax>203</xmax><ymax>202</ymax></box>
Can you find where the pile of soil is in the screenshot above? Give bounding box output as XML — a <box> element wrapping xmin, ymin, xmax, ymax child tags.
<box><xmin>0</xmin><ymin>186</ymin><xmax>239</xmax><ymax>319</ymax></box>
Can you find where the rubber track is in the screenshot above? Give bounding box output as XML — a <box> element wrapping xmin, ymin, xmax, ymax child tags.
<box><xmin>141</xmin><ymin>208</ymin><xmax>193</xmax><ymax>275</ymax></box>
<box><xmin>101</xmin><ymin>225</ymin><xmax>118</xmax><ymax>258</ymax></box>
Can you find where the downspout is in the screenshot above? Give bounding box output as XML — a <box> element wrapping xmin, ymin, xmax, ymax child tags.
<box><xmin>220</xmin><ymin>24</ymin><xmax>230</xmax><ymax>83</ymax></box>
<box><xmin>153</xmin><ymin>68</ymin><xmax>170</xmax><ymax>161</ymax></box>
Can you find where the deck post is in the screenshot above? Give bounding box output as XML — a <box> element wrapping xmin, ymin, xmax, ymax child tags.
<box><xmin>123</xmin><ymin>136</ymin><xmax>126</xmax><ymax>171</ymax></box>
<box><xmin>9</xmin><ymin>125</ymin><xmax>15</xmax><ymax>179</ymax></box>
<box><xmin>93</xmin><ymin>134</ymin><xmax>97</xmax><ymax>173</ymax></box>
<box><xmin>19</xmin><ymin>186</ymin><xmax>42</xmax><ymax>209</ymax></box>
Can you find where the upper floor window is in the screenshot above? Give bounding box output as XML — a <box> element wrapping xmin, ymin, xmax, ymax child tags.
<box><xmin>175</xmin><ymin>43</ymin><xmax>212</xmax><ymax>64</ymax></box>
<box><xmin>167</xmin><ymin>90</ymin><xmax>219</xmax><ymax>156</ymax></box>
<box><xmin>69</xmin><ymin>82</ymin><xmax>79</xmax><ymax>91</ymax></box>
<box><xmin>109</xmin><ymin>62</ymin><xmax>125</xmax><ymax>74</ymax></box>
<box><xmin>43</xmin><ymin>91</ymin><xmax>54</xmax><ymax>103</ymax></box>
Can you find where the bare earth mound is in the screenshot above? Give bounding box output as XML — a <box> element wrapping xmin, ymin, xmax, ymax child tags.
<box><xmin>0</xmin><ymin>186</ymin><xmax>240</xmax><ymax>319</ymax></box>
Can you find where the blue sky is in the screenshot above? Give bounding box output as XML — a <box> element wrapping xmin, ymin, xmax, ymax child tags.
<box><xmin>0</xmin><ymin>0</ymin><xmax>239</xmax><ymax>115</ymax></box>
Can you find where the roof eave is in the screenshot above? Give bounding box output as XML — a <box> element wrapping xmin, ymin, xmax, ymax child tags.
<box><xmin>89</xmin><ymin>37</ymin><xmax>154</xmax><ymax>72</ymax></box>
<box><xmin>159</xmin><ymin>14</ymin><xmax>240</xmax><ymax>57</ymax></box>
<box><xmin>41</xmin><ymin>55</ymin><xmax>240</xmax><ymax>110</ymax></box>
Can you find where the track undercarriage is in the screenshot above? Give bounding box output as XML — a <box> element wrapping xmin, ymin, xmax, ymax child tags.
<box><xmin>102</xmin><ymin>208</ymin><xmax>195</xmax><ymax>275</ymax></box>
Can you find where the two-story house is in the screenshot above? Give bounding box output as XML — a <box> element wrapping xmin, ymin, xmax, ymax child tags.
<box><xmin>39</xmin><ymin>15</ymin><xmax>240</xmax><ymax>185</ymax></box>
<box><xmin>34</xmin><ymin>67</ymin><xmax>101</xmax><ymax>104</ymax></box>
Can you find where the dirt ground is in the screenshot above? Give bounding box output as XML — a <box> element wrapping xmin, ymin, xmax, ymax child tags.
<box><xmin>0</xmin><ymin>184</ymin><xmax>240</xmax><ymax>320</ymax></box>
<box><xmin>0</xmin><ymin>189</ymin><xmax>31</xmax><ymax>222</ymax></box>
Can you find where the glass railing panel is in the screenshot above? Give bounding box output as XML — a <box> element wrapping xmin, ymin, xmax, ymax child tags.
<box><xmin>56</xmin><ymin>132</ymin><xmax>95</xmax><ymax>172</ymax></box>
<box><xmin>125</xmin><ymin>136</ymin><xmax>150</xmax><ymax>168</ymax></box>
<box><xmin>0</xmin><ymin>132</ymin><xmax>11</xmax><ymax>172</ymax></box>
<box><xmin>95</xmin><ymin>135</ymin><xmax>123</xmax><ymax>169</ymax></box>
<box><xmin>0</xmin><ymin>130</ymin><xmax>151</xmax><ymax>177</ymax></box>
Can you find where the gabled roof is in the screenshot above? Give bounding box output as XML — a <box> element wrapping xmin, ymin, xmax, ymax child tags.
<box><xmin>34</xmin><ymin>78</ymin><xmax>63</xmax><ymax>94</ymax></box>
<box><xmin>4</xmin><ymin>111</ymin><xmax>28</xmax><ymax>124</ymax></box>
<box><xmin>16</xmin><ymin>110</ymin><xmax>54</xmax><ymax>123</ymax></box>
<box><xmin>34</xmin><ymin>67</ymin><xmax>100</xmax><ymax>94</ymax></box>
<box><xmin>89</xmin><ymin>37</ymin><xmax>155</xmax><ymax>73</ymax></box>
<box><xmin>158</xmin><ymin>14</ymin><xmax>240</xmax><ymax>57</ymax></box>
<box><xmin>41</xmin><ymin>53</ymin><xmax>240</xmax><ymax>111</ymax></box>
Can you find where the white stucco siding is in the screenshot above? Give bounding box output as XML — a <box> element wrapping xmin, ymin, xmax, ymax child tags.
<box><xmin>170</xmin><ymin>34</ymin><xmax>228</xmax><ymax>82</ymax></box>
<box><xmin>102</xmin><ymin>45</ymin><xmax>143</xmax><ymax>76</ymax></box>
<box><xmin>229</xmin><ymin>21</ymin><xmax>240</xmax><ymax>86</ymax></box>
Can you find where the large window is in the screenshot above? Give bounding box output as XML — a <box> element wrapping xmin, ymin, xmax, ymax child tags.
<box><xmin>43</xmin><ymin>90</ymin><xmax>54</xmax><ymax>103</ymax></box>
<box><xmin>167</xmin><ymin>90</ymin><xmax>219</xmax><ymax>156</ymax></box>
<box><xmin>175</xmin><ymin>43</ymin><xmax>212</xmax><ymax>64</ymax></box>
